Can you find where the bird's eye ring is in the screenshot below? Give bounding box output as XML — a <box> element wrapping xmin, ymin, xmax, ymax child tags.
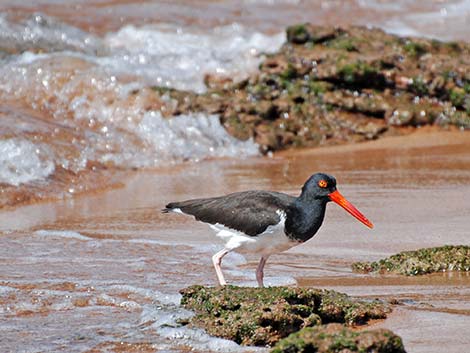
<box><xmin>318</xmin><ymin>180</ymin><xmax>328</xmax><ymax>188</ymax></box>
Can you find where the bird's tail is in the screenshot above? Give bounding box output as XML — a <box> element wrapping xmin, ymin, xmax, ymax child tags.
<box><xmin>161</xmin><ymin>202</ymin><xmax>178</xmax><ymax>213</ymax></box>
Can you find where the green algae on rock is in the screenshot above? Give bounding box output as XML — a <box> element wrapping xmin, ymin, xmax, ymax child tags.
<box><xmin>352</xmin><ymin>245</ymin><xmax>470</xmax><ymax>276</ymax></box>
<box><xmin>146</xmin><ymin>24</ymin><xmax>470</xmax><ymax>154</ymax></box>
<box><xmin>271</xmin><ymin>323</ymin><xmax>406</xmax><ymax>353</ymax></box>
<box><xmin>180</xmin><ymin>285</ymin><xmax>389</xmax><ymax>346</ymax></box>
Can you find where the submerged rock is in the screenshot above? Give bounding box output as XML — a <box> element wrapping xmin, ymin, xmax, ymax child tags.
<box><xmin>149</xmin><ymin>24</ymin><xmax>470</xmax><ymax>153</ymax></box>
<box><xmin>180</xmin><ymin>285</ymin><xmax>389</xmax><ymax>346</ymax></box>
<box><xmin>352</xmin><ymin>245</ymin><xmax>470</xmax><ymax>276</ymax></box>
<box><xmin>271</xmin><ymin>323</ymin><xmax>406</xmax><ymax>353</ymax></box>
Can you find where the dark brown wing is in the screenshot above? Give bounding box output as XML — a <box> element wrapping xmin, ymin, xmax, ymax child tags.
<box><xmin>163</xmin><ymin>190</ymin><xmax>295</xmax><ymax>236</ymax></box>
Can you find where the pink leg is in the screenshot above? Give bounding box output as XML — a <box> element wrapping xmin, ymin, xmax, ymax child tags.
<box><xmin>212</xmin><ymin>248</ymin><xmax>230</xmax><ymax>286</ymax></box>
<box><xmin>256</xmin><ymin>255</ymin><xmax>269</xmax><ymax>288</ymax></box>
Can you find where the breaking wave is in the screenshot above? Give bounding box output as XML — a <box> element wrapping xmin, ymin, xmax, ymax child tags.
<box><xmin>0</xmin><ymin>14</ymin><xmax>285</xmax><ymax>188</ymax></box>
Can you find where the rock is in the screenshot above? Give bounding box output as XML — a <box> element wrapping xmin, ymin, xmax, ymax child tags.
<box><xmin>286</xmin><ymin>24</ymin><xmax>343</xmax><ymax>45</ymax></box>
<box><xmin>180</xmin><ymin>285</ymin><xmax>389</xmax><ymax>346</ymax></box>
<box><xmin>354</xmin><ymin>121</ymin><xmax>388</xmax><ymax>140</ymax></box>
<box><xmin>203</xmin><ymin>73</ymin><xmax>234</xmax><ymax>90</ymax></box>
<box><xmin>254</xmin><ymin>123</ymin><xmax>280</xmax><ymax>152</ymax></box>
<box><xmin>352</xmin><ymin>245</ymin><xmax>470</xmax><ymax>276</ymax></box>
<box><xmin>147</xmin><ymin>24</ymin><xmax>470</xmax><ymax>153</ymax></box>
<box><xmin>271</xmin><ymin>323</ymin><xmax>406</xmax><ymax>353</ymax></box>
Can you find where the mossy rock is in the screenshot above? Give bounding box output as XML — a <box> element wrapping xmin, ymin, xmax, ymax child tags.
<box><xmin>402</xmin><ymin>40</ymin><xmax>428</xmax><ymax>58</ymax></box>
<box><xmin>337</xmin><ymin>61</ymin><xmax>386</xmax><ymax>87</ymax></box>
<box><xmin>286</xmin><ymin>24</ymin><xmax>342</xmax><ymax>45</ymax></box>
<box><xmin>286</xmin><ymin>24</ymin><xmax>311</xmax><ymax>44</ymax></box>
<box><xmin>146</xmin><ymin>24</ymin><xmax>470</xmax><ymax>153</ymax></box>
<box><xmin>352</xmin><ymin>245</ymin><xmax>470</xmax><ymax>276</ymax></box>
<box><xmin>271</xmin><ymin>323</ymin><xmax>406</xmax><ymax>353</ymax></box>
<box><xmin>180</xmin><ymin>285</ymin><xmax>389</xmax><ymax>346</ymax></box>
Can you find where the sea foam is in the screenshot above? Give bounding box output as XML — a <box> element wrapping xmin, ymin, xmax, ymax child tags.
<box><xmin>0</xmin><ymin>138</ymin><xmax>54</xmax><ymax>186</ymax></box>
<box><xmin>103</xmin><ymin>23</ymin><xmax>285</xmax><ymax>93</ymax></box>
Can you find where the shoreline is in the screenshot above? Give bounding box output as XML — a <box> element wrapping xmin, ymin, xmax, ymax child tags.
<box><xmin>2</xmin><ymin>128</ymin><xmax>469</xmax><ymax>212</ymax></box>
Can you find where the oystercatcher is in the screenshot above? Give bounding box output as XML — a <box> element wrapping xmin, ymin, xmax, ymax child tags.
<box><xmin>163</xmin><ymin>173</ymin><xmax>373</xmax><ymax>287</ymax></box>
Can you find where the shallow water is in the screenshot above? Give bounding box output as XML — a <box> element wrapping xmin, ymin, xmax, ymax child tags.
<box><xmin>1</xmin><ymin>131</ymin><xmax>470</xmax><ymax>352</ymax></box>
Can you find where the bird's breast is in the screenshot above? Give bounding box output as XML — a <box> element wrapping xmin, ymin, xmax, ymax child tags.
<box><xmin>210</xmin><ymin>210</ymin><xmax>300</xmax><ymax>255</ymax></box>
<box><xmin>285</xmin><ymin>202</ymin><xmax>326</xmax><ymax>242</ymax></box>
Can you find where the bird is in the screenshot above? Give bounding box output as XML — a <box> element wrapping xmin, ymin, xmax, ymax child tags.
<box><xmin>163</xmin><ymin>173</ymin><xmax>373</xmax><ymax>287</ymax></box>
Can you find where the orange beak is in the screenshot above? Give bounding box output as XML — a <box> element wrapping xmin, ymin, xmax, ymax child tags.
<box><xmin>328</xmin><ymin>190</ymin><xmax>374</xmax><ymax>229</ymax></box>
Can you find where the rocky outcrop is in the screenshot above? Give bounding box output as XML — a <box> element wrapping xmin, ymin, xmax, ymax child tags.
<box><xmin>149</xmin><ymin>25</ymin><xmax>470</xmax><ymax>153</ymax></box>
<box><xmin>272</xmin><ymin>323</ymin><xmax>406</xmax><ymax>353</ymax></box>
<box><xmin>180</xmin><ymin>285</ymin><xmax>389</xmax><ymax>346</ymax></box>
<box><xmin>352</xmin><ymin>245</ymin><xmax>470</xmax><ymax>276</ymax></box>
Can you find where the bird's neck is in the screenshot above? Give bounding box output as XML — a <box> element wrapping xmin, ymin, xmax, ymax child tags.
<box><xmin>284</xmin><ymin>197</ymin><xmax>327</xmax><ymax>242</ymax></box>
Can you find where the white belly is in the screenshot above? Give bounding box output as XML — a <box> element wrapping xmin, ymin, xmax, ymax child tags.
<box><xmin>209</xmin><ymin>211</ymin><xmax>300</xmax><ymax>256</ymax></box>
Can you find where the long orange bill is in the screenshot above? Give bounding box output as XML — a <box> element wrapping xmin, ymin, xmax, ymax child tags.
<box><xmin>328</xmin><ymin>190</ymin><xmax>374</xmax><ymax>229</ymax></box>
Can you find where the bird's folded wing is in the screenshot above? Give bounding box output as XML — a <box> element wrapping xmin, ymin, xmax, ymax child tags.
<box><xmin>165</xmin><ymin>191</ymin><xmax>294</xmax><ymax>236</ymax></box>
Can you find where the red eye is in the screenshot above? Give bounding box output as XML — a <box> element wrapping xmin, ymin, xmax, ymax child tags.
<box><xmin>318</xmin><ymin>180</ymin><xmax>328</xmax><ymax>188</ymax></box>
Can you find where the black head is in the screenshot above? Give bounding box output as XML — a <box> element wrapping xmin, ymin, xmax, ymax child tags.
<box><xmin>299</xmin><ymin>172</ymin><xmax>374</xmax><ymax>229</ymax></box>
<box><xmin>299</xmin><ymin>173</ymin><xmax>337</xmax><ymax>201</ymax></box>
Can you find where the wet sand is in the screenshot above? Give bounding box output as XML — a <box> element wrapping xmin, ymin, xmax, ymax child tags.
<box><xmin>1</xmin><ymin>130</ymin><xmax>470</xmax><ymax>352</ymax></box>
